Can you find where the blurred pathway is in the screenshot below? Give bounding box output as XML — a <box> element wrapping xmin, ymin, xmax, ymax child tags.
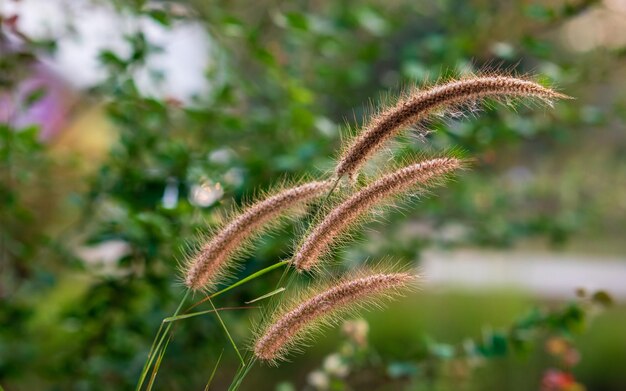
<box><xmin>421</xmin><ymin>249</ymin><xmax>626</xmax><ymax>301</ymax></box>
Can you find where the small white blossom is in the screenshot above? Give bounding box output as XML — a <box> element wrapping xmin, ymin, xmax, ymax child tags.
<box><xmin>307</xmin><ymin>370</ymin><xmax>329</xmax><ymax>390</ymax></box>
<box><xmin>323</xmin><ymin>353</ymin><xmax>349</xmax><ymax>378</ymax></box>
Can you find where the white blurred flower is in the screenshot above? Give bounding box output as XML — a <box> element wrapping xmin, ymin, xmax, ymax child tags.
<box><xmin>209</xmin><ymin>148</ymin><xmax>233</xmax><ymax>164</ymax></box>
<box><xmin>223</xmin><ymin>168</ymin><xmax>245</xmax><ymax>187</ymax></box>
<box><xmin>162</xmin><ymin>177</ymin><xmax>179</xmax><ymax>209</ymax></box>
<box><xmin>490</xmin><ymin>41</ymin><xmax>515</xmax><ymax>59</ymax></box>
<box><xmin>76</xmin><ymin>240</ymin><xmax>132</xmax><ymax>276</ymax></box>
<box><xmin>189</xmin><ymin>182</ymin><xmax>223</xmax><ymax>207</ymax></box>
<box><xmin>323</xmin><ymin>353</ymin><xmax>349</xmax><ymax>378</ymax></box>
<box><xmin>315</xmin><ymin>116</ymin><xmax>337</xmax><ymax>137</ymax></box>
<box><xmin>307</xmin><ymin>370</ymin><xmax>329</xmax><ymax>390</ymax></box>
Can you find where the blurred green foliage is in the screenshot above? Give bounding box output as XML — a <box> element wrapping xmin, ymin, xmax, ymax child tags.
<box><xmin>1</xmin><ymin>0</ymin><xmax>625</xmax><ymax>390</ymax></box>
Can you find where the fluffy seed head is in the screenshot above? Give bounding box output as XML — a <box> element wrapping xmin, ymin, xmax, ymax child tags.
<box><xmin>185</xmin><ymin>180</ymin><xmax>332</xmax><ymax>291</ymax></box>
<box><xmin>254</xmin><ymin>271</ymin><xmax>416</xmax><ymax>362</ymax></box>
<box><xmin>293</xmin><ymin>157</ymin><xmax>462</xmax><ymax>271</ymax></box>
<box><xmin>336</xmin><ymin>75</ymin><xmax>568</xmax><ymax>178</ymax></box>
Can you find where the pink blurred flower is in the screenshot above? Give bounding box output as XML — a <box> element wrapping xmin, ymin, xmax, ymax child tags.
<box><xmin>541</xmin><ymin>369</ymin><xmax>585</xmax><ymax>391</ymax></box>
<box><xmin>0</xmin><ymin>62</ymin><xmax>76</xmax><ymax>141</ymax></box>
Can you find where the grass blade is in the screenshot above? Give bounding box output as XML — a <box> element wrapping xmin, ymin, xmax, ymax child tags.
<box><xmin>136</xmin><ymin>289</ymin><xmax>190</xmax><ymax>391</ymax></box>
<box><xmin>164</xmin><ymin>306</ymin><xmax>258</xmax><ymax>323</ymax></box>
<box><xmin>187</xmin><ymin>260</ymin><xmax>289</xmax><ymax>311</ymax></box>
<box><xmin>245</xmin><ymin>287</ymin><xmax>285</xmax><ymax>304</ymax></box>
<box><xmin>228</xmin><ymin>357</ymin><xmax>257</xmax><ymax>391</ymax></box>
<box><xmin>204</xmin><ymin>349</ymin><xmax>224</xmax><ymax>391</ymax></box>
<box><xmin>146</xmin><ymin>333</ymin><xmax>172</xmax><ymax>391</ymax></box>
<box><xmin>209</xmin><ymin>298</ymin><xmax>244</xmax><ymax>366</ymax></box>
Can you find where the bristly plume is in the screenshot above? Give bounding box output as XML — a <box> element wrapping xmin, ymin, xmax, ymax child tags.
<box><xmin>336</xmin><ymin>75</ymin><xmax>569</xmax><ymax>178</ymax></box>
<box><xmin>184</xmin><ymin>180</ymin><xmax>332</xmax><ymax>291</ymax></box>
<box><xmin>253</xmin><ymin>270</ymin><xmax>416</xmax><ymax>362</ymax></box>
<box><xmin>293</xmin><ymin>157</ymin><xmax>462</xmax><ymax>271</ymax></box>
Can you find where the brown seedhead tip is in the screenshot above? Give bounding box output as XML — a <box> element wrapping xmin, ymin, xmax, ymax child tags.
<box><xmin>336</xmin><ymin>75</ymin><xmax>567</xmax><ymax>178</ymax></box>
<box><xmin>254</xmin><ymin>271</ymin><xmax>416</xmax><ymax>362</ymax></box>
<box><xmin>293</xmin><ymin>157</ymin><xmax>462</xmax><ymax>271</ymax></box>
<box><xmin>184</xmin><ymin>180</ymin><xmax>332</xmax><ymax>291</ymax></box>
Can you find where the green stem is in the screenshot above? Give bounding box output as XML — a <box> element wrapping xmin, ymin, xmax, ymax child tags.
<box><xmin>164</xmin><ymin>306</ymin><xmax>258</xmax><ymax>323</ymax></box>
<box><xmin>209</xmin><ymin>298</ymin><xmax>245</xmax><ymax>366</ymax></box>
<box><xmin>136</xmin><ymin>289</ymin><xmax>190</xmax><ymax>391</ymax></box>
<box><xmin>146</xmin><ymin>333</ymin><xmax>172</xmax><ymax>391</ymax></box>
<box><xmin>228</xmin><ymin>357</ymin><xmax>258</xmax><ymax>391</ymax></box>
<box><xmin>213</xmin><ymin>260</ymin><xmax>289</xmax><ymax>299</ymax></box>
<box><xmin>187</xmin><ymin>260</ymin><xmax>290</xmax><ymax>311</ymax></box>
<box><xmin>204</xmin><ymin>349</ymin><xmax>224</xmax><ymax>391</ymax></box>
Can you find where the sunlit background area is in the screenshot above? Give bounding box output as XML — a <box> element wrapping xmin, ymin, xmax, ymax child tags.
<box><xmin>1</xmin><ymin>0</ymin><xmax>625</xmax><ymax>390</ymax></box>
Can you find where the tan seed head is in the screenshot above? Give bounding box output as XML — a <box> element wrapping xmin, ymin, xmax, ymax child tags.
<box><xmin>185</xmin><ymin>180</ymin><xmax>332</xmax><ymax>291</ymax></box>
<box><xmin>336</xmin><ymin>75</ymin><xmax>568</xmax><ymax>178</ymax></box>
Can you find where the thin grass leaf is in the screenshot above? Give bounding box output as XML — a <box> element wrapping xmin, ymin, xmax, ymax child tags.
<box><xmin>164</xmin><ymin>306</ymin><xmax>259</xmax><ymax>323</ymax></box>
<box><xmin>209</xmin><ymin>298</ymin><xmax>245</xmax><ymax>366</ymax></box>
<box><xmin>138</xmin><ymin>321</ymin><xmax>164</xmax><ymax>384</ymax></box>
<box><xmin>228</xmin><ymin>357</ymin><xmax>257</xmax><ymax>391</ymax></box>
<box><xmin>146</xmin><ymin>333</ymin><xmax>172</xmax><ymax>391</ymax></box>
<box><xmin>187</xmin><ymin>260</ymin><xmax>289</xmax><ymax>311</ymax></box>
<box><xmin>204</xmin><ymin>349</ymin><xmax>224</xmax><ymax>391</ymax></box>
<box><xmin>245</xmin><ymin>287</ymin><xmax>286</xmax><ymax>304</ymax></box>
<box><xmin>136</xmin><ymin>289</ymin><xmax>190</xmax><ymax>391</ymax></box>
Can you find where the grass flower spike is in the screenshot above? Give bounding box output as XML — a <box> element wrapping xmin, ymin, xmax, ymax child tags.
<box><xmin>254</xmin><ymin>271</ymin><xmax>416</xmax><ymax>362</ymax></box>
<box><xmin>185</xmin><ymin>180</ymin><xmax>332</xmax><ymax>291</ymax></box>
<box><xmin>336</xmin><ymin>75</ymin><xmax>568</xmax><ymax>178</ymax></box>
<box><xmin>293</xmin><ymin>157</ymin><xmax>462</xmax><ymax>271</ymax></box>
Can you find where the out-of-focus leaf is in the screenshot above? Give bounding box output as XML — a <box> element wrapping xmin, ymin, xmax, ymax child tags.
<box><xmin>147</xmin><ymin>9</ymin><xmax>171</xmax><ymax>26</ymax></box>
<box><xmin>22</xmin><ymin>87</ymin><xmax>47</xmax><ymax>108</ymax></box>
<box><xmin>285</xmin><ymin>12</ymin><xmax>309</xmax><ymax>31</ymax></box>
<box><xmin>591</xmin><ymin>290</ymin><xmax>614</xmax><ymax>307</ymax></box>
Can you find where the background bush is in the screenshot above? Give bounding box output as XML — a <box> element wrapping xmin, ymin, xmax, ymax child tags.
<box><xmin>1</xmin><ymin>0</ymin><xmax>625</xmax><ymax>389</ymax></box>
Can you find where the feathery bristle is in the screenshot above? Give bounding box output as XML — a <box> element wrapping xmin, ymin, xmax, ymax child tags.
<box><xmin>293</xmin><ymin>157</ymin><xmax>462</xmax><ymax>271</ymax></box>
<box><xmin>254</xmin><ymin>271</ymin><xmax>416</xmax><ymax>362</ymax></box>
<box><xmin>185</xmin><ymin>180</ymin><xmax>332</xmax><ymax>291</ymax></box>
<box><xmin>336</xmin><ymin>75</ymin><xmax>568</xmax><ymax>178</ymax></box>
